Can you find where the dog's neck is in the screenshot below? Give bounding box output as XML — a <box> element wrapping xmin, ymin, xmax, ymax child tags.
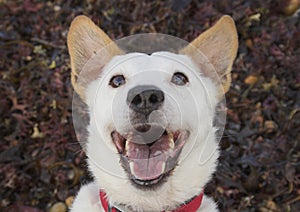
<box><xmin>100</xmin><ymin>190</ymin><xmax>204</xmax><ymax>212</ymax></box>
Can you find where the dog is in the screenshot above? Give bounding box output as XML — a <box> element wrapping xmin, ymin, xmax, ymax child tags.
<box><xmin>67</xmin><ymin>15</ymin><xmax>238</xmax><ymax>212</ymax></box>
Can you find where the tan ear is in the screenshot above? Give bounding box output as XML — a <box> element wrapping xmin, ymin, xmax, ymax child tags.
<box><xmin>67</xmin><ymin>15</ymin><xmax>123</xmax><ymax>100</ymax></box>
<box><xmin>180</xmin><ymin>15</ymin><xmax>238</xmax><ymax>96</ymax></box>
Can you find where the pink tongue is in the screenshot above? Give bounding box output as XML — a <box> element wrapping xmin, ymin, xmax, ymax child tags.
<box><xmin>126</xmin><ymin>135</ymin><xmax>170</xmax><ymax>180</ymax></box>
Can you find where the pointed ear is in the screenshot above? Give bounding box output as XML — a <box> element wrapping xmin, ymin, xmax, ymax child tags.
<box><xmin>67</xmin><ymin>15</ymin><xmax>123</xmax><ymax>100</ymax></box>
<box><xmin>180</xmin><ymin>15</ymin><xmax>238</xmax><ymax>96</ymax></box>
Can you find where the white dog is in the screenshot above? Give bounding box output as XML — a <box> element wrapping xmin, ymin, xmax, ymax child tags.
<box><xmin>67</xmin><ymin>15</ymin><xmax>238</xmax><ymax>212</ymax></box>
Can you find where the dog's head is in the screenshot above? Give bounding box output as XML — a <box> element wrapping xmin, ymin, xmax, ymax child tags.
<box><xmin>68</xmin><ymin>16</ymin><xmax>238</xmax><ymax>211</ymax></box>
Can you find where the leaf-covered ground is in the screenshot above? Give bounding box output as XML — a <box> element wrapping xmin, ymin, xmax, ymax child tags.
<box><xmin>1</xmin><ymin>0</ymin><xmax>299</xmax><ymax>211</ymax></box>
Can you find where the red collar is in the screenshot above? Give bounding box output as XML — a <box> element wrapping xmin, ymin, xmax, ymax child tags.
<box><xmin>100</xmin><ymin>190</ymin><xmax>203</xmax><ymax>212</ymax></box>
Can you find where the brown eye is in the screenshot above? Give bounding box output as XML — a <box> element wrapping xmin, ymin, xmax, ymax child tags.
<box><xmin>109</xmin><ymin>75</ymin><xmax>126</xmax><ymax>88</ymax></box>
<box><xmin>171</xmin><ymin>72</ymin><xmax>188</xmax><ymax>86</ymax></box>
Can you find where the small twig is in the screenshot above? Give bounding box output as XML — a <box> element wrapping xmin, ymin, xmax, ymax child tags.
<box><xmin>284</xmin><ymin>195</ymin><xmax>300</xmax><ymax>205</ymax></box>
<box><xmin>31</xmin><ymin>37</ymin><xmax>66</xmax><ymax>49</ymax></box>
<box><xmin>1</xmin><ymin>40</ymin><xmax>34</xmax><ymax>48</ymax></box>
<box><xmin>48</xmin><ymin>161</ymin><xmax>81</xmax><ymax>186</ymax></box>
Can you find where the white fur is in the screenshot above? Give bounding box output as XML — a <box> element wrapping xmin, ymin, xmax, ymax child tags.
<box><xmin>71</xmin><ymin>52</ymin><xmax>220</xmax><ymax>211</ymax></box>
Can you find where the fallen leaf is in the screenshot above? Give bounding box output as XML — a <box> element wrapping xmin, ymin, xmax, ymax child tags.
<box><xmin>244</xmin><ymin>75</ymin><xmax>258</xmax><ymax>85</ymax></box>
<box><xmin>264</xmin><ymin>120</ymin><xmax>278</xmax><ymax>133</ymax></box>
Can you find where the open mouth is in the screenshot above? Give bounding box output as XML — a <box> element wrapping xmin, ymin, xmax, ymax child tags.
<box><xmin>111</xmin><ymin>125</ymin><xmax>189</xmax><ymax>188</ymax></box>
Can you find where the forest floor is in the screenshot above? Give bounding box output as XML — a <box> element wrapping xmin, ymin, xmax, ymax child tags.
<box><xmin>1</xmin><ymin>0</ymin><xmax>299</xmax><ymax>211</ymax></box>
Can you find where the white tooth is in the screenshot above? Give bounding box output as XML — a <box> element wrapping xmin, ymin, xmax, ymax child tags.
<box><xmin>125</xmin><ymin>133</ymin><xmax>132</xmax><ymax>153</ymax></box>
<box><xmin>129</xmin><ymin>162</ymin><xmax>135</xmax><ymax>176</ymax></box>
<box><xmin>169</xmin><ymin>137</ymin><xmax>175</xmax><ymax>149</ymax></box>
<box><xmin>161</xmin><ymin>162</ymin><xmax>166</xmax><ymax>172</ymax></box>
<box><xmin>125</xmin><ymin>140</ymin><xmax>130</xmax><ymax>153</ymax></box>
<box><xmin>168</xmin><ymin>132</ymin><xmax>175</xmax><ymax>149</ymax></box>
<box><xmin>168</xmin><ymin>131</ymin><xmax>173</xmax><ymax>139</ymax></box>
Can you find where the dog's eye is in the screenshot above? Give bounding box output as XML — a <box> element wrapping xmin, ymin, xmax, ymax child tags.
<box><xmin>110</xmin><ymin>75</ymin><xmax>126</xmax><ymax>88</ymax></box>
<box><xmin>171</xmin><ymin>72</ymin><xmax>188</xmax><ymax>86</ymax></box>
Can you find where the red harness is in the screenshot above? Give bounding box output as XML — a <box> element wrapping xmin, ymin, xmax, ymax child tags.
<box><xmin>100</xmin><ymin>190</ymin><xmax>203</xmax><ymax>212</ymax></box>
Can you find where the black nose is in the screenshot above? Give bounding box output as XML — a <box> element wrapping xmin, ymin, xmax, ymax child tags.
<box><xmin>127</xmin><ymin>85</ymin><xmax>164</xmax><ymax>114</ymax></box>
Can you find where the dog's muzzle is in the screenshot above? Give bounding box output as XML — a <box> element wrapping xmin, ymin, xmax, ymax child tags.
<box><xmin>110</xmin><ymin>85</ymin><xmax>190</xmax><ymax>188</ymax></box>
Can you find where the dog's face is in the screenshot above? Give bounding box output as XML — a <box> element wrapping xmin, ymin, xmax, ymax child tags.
<box><xmin>68</xmin><ymin>16</ymin><xmax>238</xmax><ymax>211</ymax></box>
